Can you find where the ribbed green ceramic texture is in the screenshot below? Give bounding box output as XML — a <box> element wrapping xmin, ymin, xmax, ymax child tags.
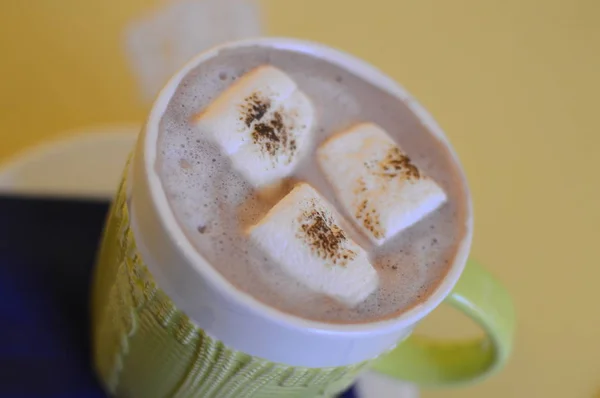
<box><xmin>91</xmin><ymin>166</ymin><xmax>369</xmax><ymax>398</ymax></box>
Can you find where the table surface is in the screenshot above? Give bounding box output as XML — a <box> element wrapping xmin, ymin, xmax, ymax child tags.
<box><xmin>0</xmin><ymin>1</ymin><xmax>599</xmax><ymax>397</ymax></box>
<box><xmin>0</xmin><ymin>196</ymin><xmax>109</xmax><ymax>397</ymax></box>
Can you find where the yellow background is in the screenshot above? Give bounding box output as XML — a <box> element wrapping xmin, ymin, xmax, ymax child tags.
<box><xmin>1</xmin><ymin>0</ymin><xmax>598</xmax><ymax>396</ymax></box>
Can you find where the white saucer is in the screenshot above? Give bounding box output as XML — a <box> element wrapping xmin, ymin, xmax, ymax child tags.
<box><xmin>0</xmin><ymin>125</ymin><xmax>138</xmax><ymax>199</ymax></box>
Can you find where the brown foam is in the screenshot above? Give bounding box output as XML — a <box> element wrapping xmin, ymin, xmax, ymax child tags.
<box><xmin>155</xmin><ymin>45</ymin><xmax>469</xmax><ymax>323</ymax></box>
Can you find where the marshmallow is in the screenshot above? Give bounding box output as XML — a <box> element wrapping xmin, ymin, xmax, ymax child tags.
<box><xmin>249</xmin><ymin>183</ymin><xmax>378</xmax><ymax>307</ymax></box>
<box><xmin>317</xmin><ymin>123</ymin><xmax>447</xmax><ymax>245</ymax></box>
<box><xmin>193</xmin><ymin>65</ymin><xmax>314</xmax><ymax>187</ymax></box>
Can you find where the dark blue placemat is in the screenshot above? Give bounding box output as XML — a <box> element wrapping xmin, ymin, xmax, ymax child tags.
<box><xmin>0</xmin><ymin>196</ymin><xmax>357</xmax><ymax>398</ymax></box>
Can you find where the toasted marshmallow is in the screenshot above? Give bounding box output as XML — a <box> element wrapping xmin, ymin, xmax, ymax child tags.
<box><xmin>193</xmin><ymin>65</ymin><xmax>314</xmax><ymax>187</ymax></box>
<box><xmin>317</xmin><ymin>123</ymin><xmax>447</xmax><ymax>245</ymax></box>
<box><xmin>249</xmin><ymin>183</ymin><xmax>378</xmax><ymax>307</ymax></box>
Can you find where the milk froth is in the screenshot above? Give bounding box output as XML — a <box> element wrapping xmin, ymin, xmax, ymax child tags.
<box><xmin>156</xmin><ymin>45</ymin><xmax>469</xmax><ymax>323</ymax></box>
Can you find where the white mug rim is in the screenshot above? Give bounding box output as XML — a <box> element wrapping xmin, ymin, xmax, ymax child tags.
<box><xmin>141</xmin><ymin>37</ymin><xmax>474</xmax><ymax>334</ymax></box>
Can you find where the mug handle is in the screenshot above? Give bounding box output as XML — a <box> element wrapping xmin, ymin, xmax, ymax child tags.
<box><xmin>371</xmin><ymin>259</ymin><xmax>516</xmax><ymax>386</ymax></box>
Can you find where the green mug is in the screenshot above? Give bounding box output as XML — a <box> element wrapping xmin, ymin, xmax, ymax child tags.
<box><xmin>91</xmin><ymin>38</ymin><xmax>515</xmax><ymax>398</ymax></box>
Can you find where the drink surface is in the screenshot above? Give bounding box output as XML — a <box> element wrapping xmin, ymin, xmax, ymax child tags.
<box><xmin>156</xmin><ymin>44</ymin><xmax>469</xmax><ymax>323</ymax></box>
